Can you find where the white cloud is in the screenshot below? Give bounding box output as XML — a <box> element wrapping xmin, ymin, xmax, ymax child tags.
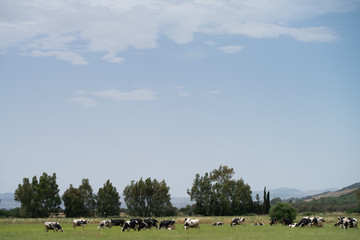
<box><xmin>89</xmin><ymin>89</ymin><xmax>157</xmax><ymax>101</ymax></box>
<box><xmin>101</xmin><ymin>52</ymin><xmax>125</xmax><ymax>63</ymax></box>
<box><xmin>1</xmin><ymin>0</ymin><xmax>357</xmax><ymax>63</ymax></box>
<box><xmin>219</xmin><ymin>45</ymin><xmax>244</xmax><ymax>53</ymax></box>
<box><xmin>30</xmin><ymin>50</ymin><xmax>88</xmax><ymax>65</ymax></box>
<box><xmin>65</xmin><ymin>97</ymin><xmax>98</xmax><ymax>107</ymax></box>
<box><xmin>66</xmin><ymin>88</ymin><xmax>157</xmax><ymax>107</ymax></box>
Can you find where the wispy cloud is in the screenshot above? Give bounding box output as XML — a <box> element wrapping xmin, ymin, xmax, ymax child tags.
<box><xmin>219</xmin><ymin>45</ymin><xmax>244</xmax><ymax>54</ymax></box>
<box><xmin>2</xmin><ymin>0</ymin><xmax>356</xmax><ymax>63</ymax></box>
<box><xmin>90</xmin><ymin>89</ymin><xmax>157</xmax><ymax>101</ymax></box>
<box><xmin>31</xmin><ymin>50</ymin><xmax>88</xmax><ymax>65</ymax></box>
<box><xmin>206</xmin><ymin>88</ymin><xmax>223</xmax><ymax>95</ymax></box>
<box><xmin>65</xmin><ymin>97</ymin><xmax>98</xmax><ymax>107</ymax></box>
<box><xmin>66</xmin><ymin>89</ymin><xmax>157</xmax><ymax>107</ymax></box>
<box><xmin>101</xmin><ymin>52</ymin><xmax>125</xmax><ymax>63</ymax></box>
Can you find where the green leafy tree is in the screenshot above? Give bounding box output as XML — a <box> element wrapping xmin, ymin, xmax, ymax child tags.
<box><xmin>124</xmin><ymin>177</ymin><xmax>175</xmax><ymax>217</ymax></box>
<box><xmin>263</xmin><ymin>187</ymin><xmax>271</xmax><ymax>214</ymax></box>
<box><xmin>15</xmin><ymin>173</ymin><xmax>61</xmax><ymax>217</ymax></box>
<box><xmin>14</xmin><ymin>178</ymin><xmax>34</xmax><ymax>217</ymax></box>
<box><xmin>97</xmin><ymin>180</ymin><xmax>121</xmax><ymax>217</ymax></box>
<box><xmin>62</xmin><ymin>184</ymin><xmax>85</xmax><ymax>217</ymax></box>
<box><xmin>79</xmin><ymin>178</ymin><xmax>96</xmax><ymax>217</ymax></box>
<box><xmin>269</xmin><ymin>202</ymin><xmax>297</xmax><ymax>222</ymax></box>
<box><xmin>253</xmin><ymin>193</ymin><xmax>262</xmax><ymax>214</ymax></box>
<box><xmin>187</xmin><ymin>173</ymin><xmax>212</xmax><ymax>215</ymax></box>
<box><xmin>231</xmin><ymin>178</ymin><xmax>253</xmax><ymax>215</ymax></box>
<box><xmin>35</xmin><ymin>172</ymin><xmax>61</xmax><ymax>217</ymax></box>
<box><xmin>270</xmin><ymin>197</ymin><xmax>282</xmax><ymax>206</ymax></box>
<box><xmin>188</xmin><ymin>165</ymin><xmax>253</xmax><ymax>216</ymax></box>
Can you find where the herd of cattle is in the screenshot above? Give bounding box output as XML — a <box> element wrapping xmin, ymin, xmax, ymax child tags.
<box><xmin>44</xmin><ymin>216</ymin><xmax>358</xmax><ymax>232</ymax></box>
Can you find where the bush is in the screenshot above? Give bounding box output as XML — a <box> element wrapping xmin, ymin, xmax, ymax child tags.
<box><xmin>269</xmin><ymin>202</ymin><xmax>297</xmax><ymax>222</ymax></box>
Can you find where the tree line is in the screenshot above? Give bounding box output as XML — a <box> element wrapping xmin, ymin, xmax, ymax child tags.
<box><xmin>187</xmin><ymin>165</ymin><xmax>270</xmax><ymax>216</ymax></box>
<box><xmin>13</xmin><ymin>165</ymin><xmax>273</xmax><ymax>218</ymax></box>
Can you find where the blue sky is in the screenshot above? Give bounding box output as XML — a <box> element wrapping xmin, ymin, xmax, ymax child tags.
<box><xmin>1</xmin><ymin>0</ymin><xmax>359</xmax><ymax>198</ymax></box>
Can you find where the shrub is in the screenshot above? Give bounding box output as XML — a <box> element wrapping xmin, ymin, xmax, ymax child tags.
<box><xmin>269</xmin><ymin>202</ymin><xmax>297</xmax><ymax>222</ymax></box>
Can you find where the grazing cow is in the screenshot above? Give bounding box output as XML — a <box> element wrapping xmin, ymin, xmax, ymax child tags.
<box><xmin>158</xmin><ymin>220</ymin><xmax>176</xmax><ymax>230</ymax></box>
<box><xmin>98</xmin><ymin>220</ymin><xmax>111</xmax><ymax>229</ymax></box>
<box><xmin>211</xmin><ymin>222</ymin><xmax>224</xmax><ymax>226</ymax></box>
<box><xmin>310</xmin><ymin>217</ymin><xmax>325</xmax><ymax>227</ymax></box>
<box><xmin>144</xmin><ymin>218</ymin><xmax>158</xmax><ymax>229</ymax></box>
<box><xmin>337</xmin><ymin>217</ymin><xmax>358</xmax><ymax>230</ymax></box>
<box><xmin>73</xmin><ymin>219</ymin><xmax>91</xmax><ymax>229</ymax></box>
<box><xmin>184</xmin><ymin>218</ymin><xmax>200</xmax><ymax>230</ymax></box>
<box><xmin>297</xmin><ymin>217</ymin><xmax>313</xmax><ymax>227</ymax></box>
<box><xmin>270</xmin><ymin>217</ymin><xmax>278</xmax><ymax>226</ymax></box>
<box><xmin>44</xmin><ymin>222</ymin><xmax>63</xmax><ymax>232</ymax></box>
<box><xmin>335</xmin><ymin>217</ymin><xmax>345</xmax><ymax>227</ymax></box>
<box><xmin>253</xmin><ymin>222</ymin><xmax>264</xmax><ymax>226</ymax></box>
<box><xmin>282</xmin><ymin>218</ymin><xmax>293</xmax><ymax>226</ymax></box>
<box><xmin>231</xmin><ymin>217</ymin><xmax>245</xmax><ymax>227</ymax></box>
<box><xmin>122</xmin><ymin>220</ymin><xmax>140</xmax><ymax>232</ymax></box>
<box><xmin>110</xmin><ymin>219</ymin><xmax>125</xmax><ymax>228</ymax></box>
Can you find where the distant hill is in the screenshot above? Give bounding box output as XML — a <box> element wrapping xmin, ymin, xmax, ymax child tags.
<box><xmin>171</xmin><ymin>197</ymin><xmax>194</xmax><ymax>208</ymax></box>
<box><xmin>252</xmin><ymin>187</ymin><xmax>337</xmax><ymax>200</ymax></box>
<box><xmin>0</xmin><ymin>193</ymin><xmax>20</xmax><ymax>210</ymax></box>
<box><xmin>303</xmin><ymin>182</ymin><xmax>360</xmax><ymax>202</ymax></box>
<box><xmin>290</xmin><ymin>182</ymin><xmax>360</xmax><ymax>212</ymax></box>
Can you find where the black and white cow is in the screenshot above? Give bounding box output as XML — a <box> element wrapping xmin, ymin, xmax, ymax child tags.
<box><xmin>122</xmin><ymin>220</ymin><xmax>140</xmax><ymax>232</ymax></box>
<box><xmin>44</xmin><ymin>222</ymin><xmax>63</xmax><ymax>232</ymax></box>
<box><xmin>337</xmin><ymin>217</ymin><xmax>358</xmax><ymax>230</ymax></box>
<box><xmin>297</xmin><ymin>217</ymin><xmax>313</xmax><ymax>227</ymax></box>
<box><xmin>282</xmin><ymin>218</ymin><xmax>293</xmax><ymax>226</ymax></box>
<box><xmin>231</xmin><ymin>217</ymin><xmax>245</xmax><ymax>227</ymax></box>
<box><xmin>270</xmin><ymin>217</ymin><xmax>278</xmax><ymax>226</ymax></box>
<box><xmin>144</xmin><ymin>218</ymin><xmax>158</xmax><ymax>229</ymax></box>
<box><xmin>158</xmin><ymin>220</ymin><xmax>176</xmax><ymax>230</ymax></box>
<box><xmin>211</xmin><ymin>222</ymin><xmax>224</xmax><ymax>226</ymax></box>
<box><xmin>297</xmin><ymin>217</ymin><xmax>324</xmax><ymax>227</ymax></box>
<box><xmin>310</xmin><ymin>217</ymin><xmax>325</xmax><ymax>227</ymax></box>
<box><xmin>184</xmin><ymin>218</ymin><xmax>200</xmax><ymax>230</ymax></box>
<box><xmin>110</xmin><ymin>219</ymin><xmax>125</xmax><ymax>228</ymax></box>
<box><xmin>73</xmin><ymin>219</ymin><xmax>91</xmax><ymax>229</ymax></box>
<box><xmin>253</xmin><ymin>222</ymin><xmax>264</xmax><ymax>226</ymax></box>
<box><xmin>98</xmin><ymin>219</ymin><xmax>111</xmax><ymax>229</ymax></box>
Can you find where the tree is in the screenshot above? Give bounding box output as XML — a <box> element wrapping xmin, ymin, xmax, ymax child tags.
<box><xmin>97</xmin><ymin>180</ymin><xmax>121</xmax><ymax>217</ymax></box>
<box><xmin>14</xmin><ymin>173</ymin><xmax>61</xmax><ymax>217</ymax></box>
<box><xmin>14</xmin><ymin>178</ymin><xmax>34</xmax><ymax>217</ymax></box>
<box><xmin>269</xmin><ymin>202</ymin><xmax>297</xmax><ymax>222</ymax></box>
<box><xmin>253</xmin><ymin>193</ymin><xmax>262</xmax><ymax>214</ymax></box>
<box><xmin>188</xmin><ymin>165</ymin><xmax>253</xmax><ymax>216</ymax></box>
<box><xmin>62</xmin><ymin>184</ymin><xmax>85</xmax><ymax>217</ymax></box>
<box><xmin>270</xmin><ymin>197</ymin><xmax>282</xmax><ymax>206</ymax></box>
<box><xmin>263</xmin><ymin>187</ymin><xmax>270</xmax><ymax>214</ymax></box>
<box><xmin>79</xmin><ymin>178</ymin><xmax>96</xmax><ymax>217</ymax></box>
<box><xmin>35</xmin><ymin>172</ymin><xmax>62</xmax><ymax>217</ymax></box>
<box><xmin>187</xmin><ymin>173</ymin><xmax>213</xmax><ymax>216</ymax></box>
<box><xmin>124</xmin><ymin>177</ymin><xmax>175</xmax><ymax>217</ymax></box>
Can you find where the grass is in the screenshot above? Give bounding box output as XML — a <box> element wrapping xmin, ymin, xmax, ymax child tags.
<box><xmin>0</xmin><ymin>214</ymin><xmax>359</xmax><ymax>240</ymax></box>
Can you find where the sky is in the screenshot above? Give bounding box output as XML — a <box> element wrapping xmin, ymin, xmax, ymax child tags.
<box><xmin>1</xmin><ymin>0</ymin><xmax>360</xmax><ymax>199</ymax></box>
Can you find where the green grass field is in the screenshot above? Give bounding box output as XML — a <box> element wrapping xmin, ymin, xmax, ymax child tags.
<box><xmin>1</xmin><ymin>215</ymin><xmax>359</xmax><ymax>240</ymax></box>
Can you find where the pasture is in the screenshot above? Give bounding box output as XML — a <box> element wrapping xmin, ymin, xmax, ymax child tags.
<box><xmin>0</xmin><ymin>214</ymin><xmax>359</xmax><ymax>240</ymax></box>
